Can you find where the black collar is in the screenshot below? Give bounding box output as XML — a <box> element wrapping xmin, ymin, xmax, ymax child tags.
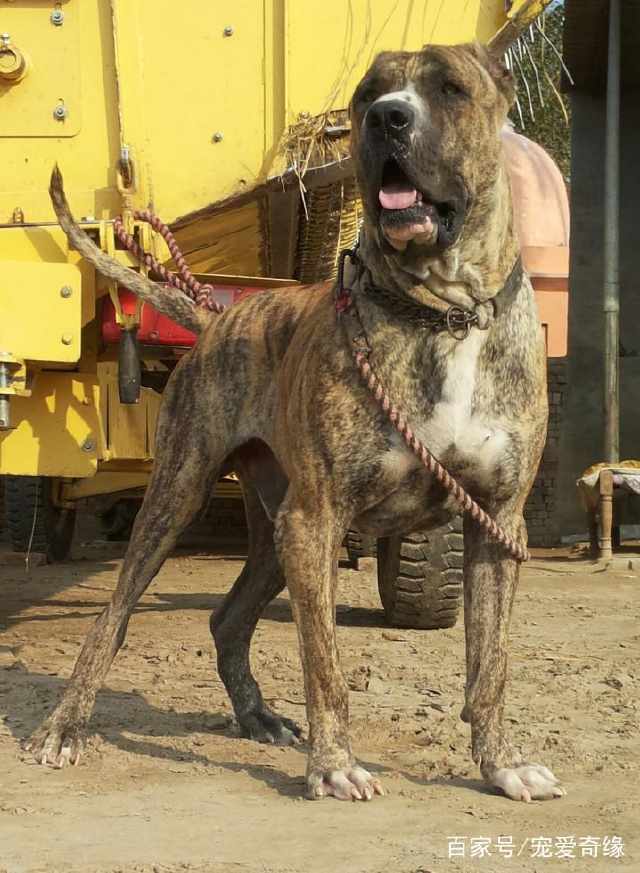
<box><xmin>336</xmin><ymin>246</ymin><xmax>524</xmax><ymax>341</ymax></box>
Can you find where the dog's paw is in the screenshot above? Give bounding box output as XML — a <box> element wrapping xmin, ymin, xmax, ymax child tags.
<box><xmin>492</xmin><ymin>763</ymin><xmax>565</xmax><ymax>802</ymax></box>
<box><xmin>23</xmin><ymin>715</ymin><xmax>84</xmax><ymax>768</ymax></box>
<box><xmin>307</xmin><ymin>766</ymin><xmax>384</xmax><ymax>801</ymax></box>
<box><xmin>238</xmin><ymin>707</ymin><xmax>302</xmax><ymax>746</ymax></box>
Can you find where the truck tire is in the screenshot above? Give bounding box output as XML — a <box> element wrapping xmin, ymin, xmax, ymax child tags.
<box><xmin>345</xmin><ymin>529</ymin><xmax>377</xmax><ymax>570</ymax></box>
<box><xmin>377</xmin><ymin>517</ymin><xmax>463</xmax><ymax>629</ymax></box>
<box><xmin>4</xmin><ymin>476</ymin><xmax>76</xmax><ymax>562</ymax></box>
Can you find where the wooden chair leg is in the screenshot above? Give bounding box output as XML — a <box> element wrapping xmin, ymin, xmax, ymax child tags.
<box><xmin>587</xmin><ymin>509</ymin><xmax>599</xmax><ymax>559</ymax></box>
<box><xmin>599</xmin><ymin>470</ymin><xmax>614</xmax><ymax>562</ymax></box>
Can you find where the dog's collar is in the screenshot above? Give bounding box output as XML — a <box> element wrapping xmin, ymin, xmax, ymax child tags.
<box><xmin>336</xmin><ymin>245</ymin><xmax>523</xmax><ymax>340</ymax></box>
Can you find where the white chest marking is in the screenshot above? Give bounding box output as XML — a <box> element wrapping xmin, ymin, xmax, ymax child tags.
<box><xmin>383</xmin><ymin>331</ymin><xmax>508</xmax><ymax>484</ymax></box>
<box><xmin>431</xmin><ymin>331</ymin><xmax>486</xmax><ymax>450</ymax></box>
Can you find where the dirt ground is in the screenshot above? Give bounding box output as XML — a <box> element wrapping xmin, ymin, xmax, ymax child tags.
<box><xmin>1</xmin><ymin>532</ymin><xmax>638</xmax><ymax>873</ymax></box>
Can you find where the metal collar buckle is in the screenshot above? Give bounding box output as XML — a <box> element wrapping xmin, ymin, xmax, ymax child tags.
<box><xmin>444</xmin><ymin>306</ymin><xmax>478</xmax><ymax>340</ymax></box>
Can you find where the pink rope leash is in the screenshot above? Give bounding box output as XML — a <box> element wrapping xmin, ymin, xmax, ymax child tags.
<box><xmin>113</xmin><ymin>211</ymin><xmax>225</xmax><ymax>314</ymax></box>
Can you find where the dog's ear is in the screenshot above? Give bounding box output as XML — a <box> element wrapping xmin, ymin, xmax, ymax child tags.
<box><xmin>470</xmin><ymin>43</ymin><xmax>516</xmax><ymax>108</ymax></box>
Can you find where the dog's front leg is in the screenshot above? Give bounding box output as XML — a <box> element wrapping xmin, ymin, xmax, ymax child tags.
<box><xmin>461</xmin><ymin>510</ymin><xmax>565</xmax><ymax>802</ymax></box>
<box><xmin>276</xmin><ymin>497</ymin><xmax>383</xmax><ymax>801</ymax></box>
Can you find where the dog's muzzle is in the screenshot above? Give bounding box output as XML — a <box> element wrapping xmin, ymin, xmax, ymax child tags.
<box><xmin>358</xmin><ymin>99</ymin><xmax>466</xmax><ymax>253</ymax></box>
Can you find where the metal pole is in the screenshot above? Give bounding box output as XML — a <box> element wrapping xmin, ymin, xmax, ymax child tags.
<box><xmin>0</xmin><ymin>362</ymin><xmax>10</xmax><ymax>430</ymax></box>
<box><xmin>603</xmin><ymin>0</ymin><xmax>621</xmax><ymax>463</ymax></box>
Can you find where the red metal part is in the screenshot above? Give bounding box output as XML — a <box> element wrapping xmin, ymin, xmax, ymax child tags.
<box><xmin>101</xmin><ymin>286</ymin><xmax>266</xmax><ymax>348</ymax></box>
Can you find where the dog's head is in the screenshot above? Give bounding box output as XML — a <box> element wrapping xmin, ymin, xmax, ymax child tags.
<box><xmin>350</xmin><ymin>43</ymin><xmax>514</xmax><ymax>266</ymax></box>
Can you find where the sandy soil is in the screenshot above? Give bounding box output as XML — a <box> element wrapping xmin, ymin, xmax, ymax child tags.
<box><xmin>0</xmin><ymin>537</ymin><xmax>638</xmax><ymax>873</ymax></box>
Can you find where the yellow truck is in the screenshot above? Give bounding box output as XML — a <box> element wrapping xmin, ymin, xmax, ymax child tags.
<box><xmin>0</xmin><ymin>1</ymin><xmax>551</xmax><ymax>626</ymax></box>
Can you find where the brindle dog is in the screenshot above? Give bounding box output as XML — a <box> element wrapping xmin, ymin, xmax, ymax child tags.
<box><xmin>26</xmin><ymin>43</ymin><xmax>565</xmax><ymax>804</ymax></box>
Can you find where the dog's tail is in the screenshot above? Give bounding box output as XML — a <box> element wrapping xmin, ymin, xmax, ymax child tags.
<box><xmin>49</xmin><ymin>165</ymin><xmax>210</xmax><ymax>335</ymax></box>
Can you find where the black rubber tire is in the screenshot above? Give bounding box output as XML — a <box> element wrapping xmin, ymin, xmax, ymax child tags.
<box><xmin>345</xmin><ymin>529</ymin><xmax>377</xmax><ymax>570</ymax></box>
<box><xmin>3</xmin><ymin>476</ymin><xmax>76</xmax><ymax>562</ymax></box>
<box><xmin>377</xmin><ymin>516</ymin><xmax>463</xmax><ymax>629</ymax></box>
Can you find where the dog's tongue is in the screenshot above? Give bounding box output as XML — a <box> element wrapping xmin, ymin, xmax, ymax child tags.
<box><xmin>379</xmin><ymin>183</ymin><xmax>418</xmax><ymax>210</ymax></box>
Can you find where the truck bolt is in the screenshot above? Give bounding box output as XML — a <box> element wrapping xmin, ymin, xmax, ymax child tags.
<box><xmin>223</xmin><ymin>26</ymin><xmax>234</xmax><ymax>36</ymax></box>
<box><xmin>53</xmin><ymin>104</ymin><xmax>68</xmax><ymax>121</ymax></box>
<box><xmin>81</xmin><ymin>437</ymin><xmax>95</xmax><ymax>452</ymax></box>
<box><xmin>61</xmin><ymin>333</ymin><xmax>73</xmax><ymax>345</ymax></box>
<box><xmin>60</xmin><ymin>285</ymin><xmax>72</xmax><ymax>298</ymax></box>
<box><xmin>212</xmin><ymin>131</ymin><xmax>224</xmax><ymax>143</ymax></box>
<box><xmin>50</xmin><ymin>10</ymin><xmax>64</xmax><ymax>26</ymax></box>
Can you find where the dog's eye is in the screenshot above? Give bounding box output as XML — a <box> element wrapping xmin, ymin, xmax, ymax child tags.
<box><xmin>441</xmin><ymin>81</ymin><xmax>467</xmax><ymax>98</ymax></box>
<box><xmin>357</xmin><ymin>87</ymin><xmax>378</xmax><ymax>105</ymax></box>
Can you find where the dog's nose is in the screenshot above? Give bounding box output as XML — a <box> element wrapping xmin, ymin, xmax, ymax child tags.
<box><xmin>366</xmin><ymin>99</ymin><xmax>415</xmax><ymax>135</ymax></box>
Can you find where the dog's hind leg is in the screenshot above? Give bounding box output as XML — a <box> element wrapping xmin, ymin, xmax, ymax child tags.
<box><xmin>25</xmin><ymin>363</ymin><xmax>228</xmax><ymax>768</ymax></box>
<box><xmin>461</xmin><ymin>509</ymin><xmax>565</xmax><ymax>802</ymax></box>
<box><xmin>211</xmin><ymin>466</ymin><xmax>301</xmax><ymax>746</ymax></box>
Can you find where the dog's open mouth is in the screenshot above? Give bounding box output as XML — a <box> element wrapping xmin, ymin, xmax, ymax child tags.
<box><xmin>378</xmin><ymin>158</ymin><xmax>456</xmax><ymax>251</ymax></box>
